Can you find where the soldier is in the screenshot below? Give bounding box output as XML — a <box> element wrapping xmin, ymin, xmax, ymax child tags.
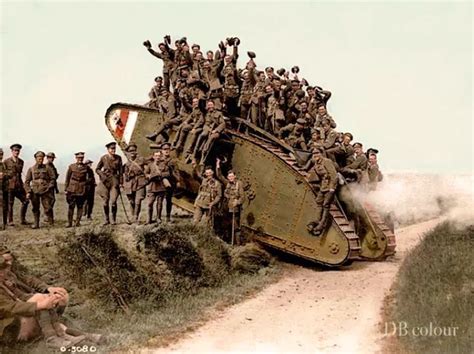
<box><xmin>123</xmin><ymin>144</ymin><xmax>147</xmax><ymax>223</ymax></box>
<box><xmin>367</xmin><ymin>152</ymin><xmax>383</xmax><ymax>191</ymax></box>
<box><xmin>146</xmin><ymin>89</ymin><xmax>179</xmax><ymax>144</ymax></box>
<box><xmin>0</xmin><ymin>148</ymin><xmax>9</xmax><ymax>230</ymax></box>
<box><xmin>45</xmin><ymin>152</ymin><xmax>59</xmax><ymax>225</ymax></box>
<box><xmin>64</xmin><ymin>152</ymin><xmax>89</xmax><ymax>228</ymax></box>
<box><xmin>315</xmin><ymin>105</ymin><xmax>337</xmax><ymax>129</ymax></box>
<box><xmin>143</xmin><ymin>39</ymin><xmax>175</xmax><ymax>90</ymax></box>
<box><xmin>160</xmin><ymin>142</ymin><xmax>180</xmax><ymax>223</ymax></box>
<box><xmin>305</xmin><ymin>147</ymin><xmax>338</xmax><ymax>236</ymax></box>
<box><xmin>173</xmin><ymin>97</ymin><xmax>203</xmax><ymax>152</ymax></box>
<box><xmin>307</xmin><ymin>128</ymin><xmax>324</xmax><ymax>152</ymax></box>
<box><xmin>326</xmin><ymin>132</ymin><xmax>355</xmax><ymax>169</ymax></box>
<box><xmin>24</xmin><ymin>151</ymin><xmax>56</xmax><ymax>229</ymax></box>
<box><xmin>216</xmin><ymin>158</ymin><xmax>245</xmax><ymax>245</ymax></box>
<box><xmin>341</xmin><ymin>142</ymin><xmax>368</xmax><ymax>183</ymax></box>
<box><xmin>192</xmin><ymin>163</ymin><xmax>222</xmax><ymax>225</ymax></box>
<box><xmin>283</xmin><ymin>118</ymin><xmax>308</xmax><ymax>150</ymax></box>
<box><xmin>83</xmin><ymin>159</ymin><xmax>96</xmax><ymax>220</ymax></box>
<box><xmin>221</xmin><ymin>40</ymin><xmax>240</xmax><ymax>116</ymax></box>
<box><xmin>321</xmin><ymin>121</ymin><xmax>338</xmax><ymax>150</ymax></box>
<box><xmin>147</xmin><ymin>76</ymin><xmax>164</xmax><ymax>108</ymax></box>
<box><xmin>144</xmin><ymin>150</ymin><xmax>170</xmax><ymax>224</ymax></box>
<box><xmin>192</xmin><ymin>100</ymin><xmax>226</xmax><ymax>164</ymax></box>
<box><xmin>96</xmin><ymin>142</ymin><xmax>123</xmax><ymax>225</ymax></box>
<box><xmin>4</xmin><ymin>144</ymin><xmax>29</xmax><ymax>226</ymax></box>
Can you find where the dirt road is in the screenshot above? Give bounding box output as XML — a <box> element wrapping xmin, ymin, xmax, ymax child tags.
<box><xmin>142</xmin><ymin>219</ymin><xmax>440</xmax><ymax>354</ymax></box>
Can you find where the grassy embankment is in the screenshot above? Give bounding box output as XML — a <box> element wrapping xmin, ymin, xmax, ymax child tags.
<box><xmin>387</xmin><ymin>221</ymin><xmax>473</xmax><ymax>354</ymax></box>
<box><xmin>0</xmin><ymin>191</ymin><xmax>282</xmax><ymax>353</ymax></box>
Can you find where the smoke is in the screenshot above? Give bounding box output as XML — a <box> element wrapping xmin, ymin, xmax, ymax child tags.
<box><xmin>350</xmin><ymin>173</ymin><xmax>474</xmax><ymax>228</ymax></box>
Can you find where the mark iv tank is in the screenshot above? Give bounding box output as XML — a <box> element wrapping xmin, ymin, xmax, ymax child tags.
<box><xmin>105</xmin><ymin>103</ymin><xmax>396</xmax><ymax>267</ymax></box>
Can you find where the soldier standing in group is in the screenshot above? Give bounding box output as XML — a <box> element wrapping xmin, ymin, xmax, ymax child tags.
<box><xmin>305</xmin><ymin>147</ymin><xmax>338</xmax><ymax>236</ymax></box>
<box><xmin>123</xmin><ymin>144</ymin><xmax>147</xmax><ymax>223</ymax></box>
<box><xmin>192</xmin><ymin>163</ymin><xmax>222</xmax><ymax>225</ymax></box>
<box><xmin>0</xmin><ymin>149</ymin><xmax>9</xmax><ymax>230</ymax></box>
<box><xmin>64</xmin><ymin>152</ymin><xmax>89</xmax><ymax>228</ymax></box>
<box><xmin>3</xmin><ymin>144</ymin><xmax>29</xmax><ymax>226</ymax></box>
<box><xmin>24</xmin><ymin>152</ymin><xmax>56</xmax><ymax>229</ymax></box>
<box><xmin>216</xmin><ymin>158</ymin><xmax>245</xmax><ymax>245</ymax></box>
<box><xmin>83</xmin><ymin>160</ymin><xmax>96</xmax><ymax>220</ymax></box>
<box><xmin>45</xmin><ymin>152</ymin><xmax>59</xmax><ymax>225</ymax></box>
<box><xmin>96</xmin><ymin>142</ymin><xmax>123</xmax><ymax>225</ymax></box>
<box><xmin>144</xmin><ymin>150</ymin><xmax>170</xmax><ymax>224</ymax></box>
<box><xmin>160</xmin><ymin>142</ymin><xmax>180</xmax><ymax>223</ymax></box>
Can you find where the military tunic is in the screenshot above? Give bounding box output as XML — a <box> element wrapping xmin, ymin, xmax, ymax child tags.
<box><xmin>124</xmin><ymin>156</ymin><xmax>147</xmax><ymax>221</ymax></box>
<box><xmin>3</xmin><ymin>157</ymin><xmax>29</xmax><ymax>224</ymax></box>
<box><xmin>145</xmin><ymin>159</ymin><xmax>171</xmax><ymax>223</ymax></box>
<box><xmin>193</xmin><ymin>176</ymin><xmax>222</xmax><ymax>224</ymax></box>
<box><xmin>0</xmin><ymin>161</ymin><xmax>9</xmax><ymax>228</ymax></box>
<box><xmin>96</xmin><ymin>154</ymin><xmax>123</xmax><ymax>206</ymax></box>
<box><xmin>24</xmin><ymin>164</ymin><xmax>55</xmax><ymax>224</ymax></box>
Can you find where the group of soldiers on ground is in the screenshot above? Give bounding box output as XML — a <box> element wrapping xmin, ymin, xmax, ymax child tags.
<box><xmin>0</xmin><ymin>141</ymin><xmax>245</xmax><ymax>242</ymax></box>
<box><xmin>142</xmin><ymin>35</ymin><xmax>383</xmax><ymax>234</ymax></box>
<box><xmin>0</xmin><ymin>246</ymin><xmax>103</xmax><ymax>348</ymax></box>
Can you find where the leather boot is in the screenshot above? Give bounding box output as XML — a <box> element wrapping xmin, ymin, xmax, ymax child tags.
<box><xmin>313</xmin><ymin>208</ymin><xmax>330</xmax><ymax>236</ymax></box>
<box><xmin>75</xmin><ymin>207</ymin><xmax>83</xmax><ymax>227</ymax></box>
<box><xmin>66</xmin><ymin>207</ymin><xmax>74</xmax><ymax>228</ymax></box>
<box><xmin>103</xmin><ymin>206</ymin><xmax>110</xmax><ymax>225</ymax></box>
<box><xmin>20</xmin><ymin>202</ymin><xmax>29</xmax><ymax>225</ymax></box>
<box><xmin>146</xmin><ymin>206</ymin><xmax>153</xmax><ymax>224</ymax></box>
<box><xmin>31</xmin><ymin>213</ymin><xmax>40</xmax><ymax>229</ymax></box>
<box><xmin>111</xmin><ymin>205</ymin><xmax>117</xmax><ymax>225</ymax></box>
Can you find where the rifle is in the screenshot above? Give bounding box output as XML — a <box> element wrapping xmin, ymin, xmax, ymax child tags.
<box><xmin>80</xmin><ymin>245</ymin><xmax>130</xmax><ymax>314</ymax></box>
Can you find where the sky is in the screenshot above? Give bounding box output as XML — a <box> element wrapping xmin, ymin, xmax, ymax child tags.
<box><xmin>1</xmin><ymin>1</ymin><xmax>472</xmax><ymax>175</ymax></box>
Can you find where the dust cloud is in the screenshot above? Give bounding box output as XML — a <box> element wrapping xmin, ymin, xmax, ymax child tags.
<box><xmin>350</xmin><ymin>173</ymin><xmax>474</xmax><ymax>228</ymax></box>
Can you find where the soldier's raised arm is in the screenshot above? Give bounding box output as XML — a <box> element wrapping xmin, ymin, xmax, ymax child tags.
<box><xmin>215</xmin><ymin>159</ymin><xmax>228</xmax><ymax>186</ymax></box>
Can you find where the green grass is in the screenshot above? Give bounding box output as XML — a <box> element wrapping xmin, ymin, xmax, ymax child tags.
<box><xmin>0</xmin><ymin>192</ymin><xmax>282</xmax><ymax>353</ymax></box>
<box><xmin>390</xmin><ymin>221</ymin><xmax>473</xmax><ymax>354</ymax></box>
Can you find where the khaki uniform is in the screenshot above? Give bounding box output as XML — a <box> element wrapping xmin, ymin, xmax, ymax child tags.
<box><xmin>315</xmin><ymin>113</ymin><xmax>337</xmax><ymax>129</ymax></box>
<box><xmin>84</xmin><ymin>166</ymin><xmax>96</xmax><ymax>219</ymax></box>
<box><xmin>342</xmin><ymin>153</ymin><xmax>368</xmax><ymax>183</ymax></box>
<box><xmin>307</xmin><ymin>157</ymin><xmax>338</xmax><ymax>234</ymax></box>
<box><xmin>193</xmin><ymin>110</ymin><xmax>226</xmax><ymax>161</ymax></box>
<box><xmin>45</xmin><ymin>162</ymin><xmax>59</xmax><ymax>223</ymax></box>
<box><xmin>0</xmin><ymin>284</ymin><xmax>37</xmax><ymax>339</ymax></box>
<box><xmin>96</xmin><ymin>154</ymin><xmax>123</xmax><ymax>224</ymax></box>
<box><xmin>367</xmin><ymin>162</ymin><xmax>383</xmax><ymax>191</ymax></box>
<box><xmin>65</xmin><ymin>163</ymin><xmax>89</xmax><ymax>226</ymax></box>
<box><xmin>193</xmin><ymin>176</ymin><xmax>222</xmax><ymax>224</ymax></box>
<box><xmin>145</xmin><ymin>159</ymin><xmax>170</xmax><ymax>223</ymax></box>
<box><xmin>216</xmin><ymin>167</ymin><xmax>245</xmax><ymax>244</ymax></box>
<box><xmin>24</xmin><ymin>164</ymin><xmax>55</xmax><ymax>228</ymax></box>
<box><xmin>3</xmin><ymin>157</ymin><xmax>29</xmax><ymax>225</ymax></box>
<box><xmin>0</xmin><ymin>161</ymin><xmax>9</xmax><ymax>229</ymax></box>
<box><xmin>162</xmin><ymin>155</ymin><xmax>179</xmax><ymax>222</ymax></box>
<box><xmin>326</xmin><ymin>143</ymin><xmax>355</xmax><ymax>168</ymax></box>
<box><xmin>174</xmin><ymin>107</ymin><xmax>203</xmax><ymax>152</ymax></box>
<box><xmin>322</xmin><ymin>129</ymin><xmax>338</xmax><ymax>150</ymax></box>
<box><xmin>147</xmin><ymin>47</ymin><xmax>174</xmax><ymax>90</ymax></box>
<box><xmin>123</xmin><ymin>157</ymin><xmax>147</xmax><ymax>222</ymax></box>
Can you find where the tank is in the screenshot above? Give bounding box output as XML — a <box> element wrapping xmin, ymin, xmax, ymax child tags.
<box><xmin>105</xmin><ymin>102</ymin><xmax>396</xmax><ymax>266</ymax></box>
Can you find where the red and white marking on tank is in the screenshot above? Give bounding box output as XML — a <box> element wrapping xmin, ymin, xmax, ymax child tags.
<box><xmin>109</xmin><ymin>108</ymin><xmax>138</xmax><ymax>144</ymax></box>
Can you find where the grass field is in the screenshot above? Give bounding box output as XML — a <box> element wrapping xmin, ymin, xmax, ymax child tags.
<box><xmin>388</xmin><ymin>221</ymin><xmax>473</xmax><ymax>354</ymax></box>
<box><xmin>0</xmin><ymin>189</ymin><xmax>283</xmax><ymax>353</ymax></box>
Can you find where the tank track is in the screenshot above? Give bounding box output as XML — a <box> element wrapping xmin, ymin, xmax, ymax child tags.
<box><xmin>362</xmin><ymin>202</ymin><xmax>397</xmax><ymax>258</ymax></box>
<box><xmin>231</xmin><ymin>130</ymin><xmax>361</xmax><ymax>261</ymax></box>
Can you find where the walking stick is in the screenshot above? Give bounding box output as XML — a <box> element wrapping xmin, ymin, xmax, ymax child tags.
<box><xmin>119</xmin><ymin>191</ymin><xmax>132</xmax><ymax>225</ymax></box>
<box><xmin>231</xmin><ymin>210</ymin><xmax>235</xmax><ymax>246</ymax></box>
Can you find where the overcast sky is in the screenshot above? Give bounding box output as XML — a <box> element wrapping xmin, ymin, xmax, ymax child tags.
<box><xmin>1</xmin><ymin>1</ymin><xmax>472</xmax><ymax>174</ymax></box>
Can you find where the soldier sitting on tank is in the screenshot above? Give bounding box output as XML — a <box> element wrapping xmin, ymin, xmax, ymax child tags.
<box><xmin>216</xmin><ymin>158</ymin><xmax>245</xmax><ymax>245</ymax></box>
<box><xmin>307</xmin><ymin>128</ymin><xmax>324</xmax><ymax>152</ymax></box>
<box><xmin>146</xmin><ymin>76</ymin><xmax>164</xmax><ymax>109</ymax></box>
<box><xmin>367</xmin><ymin>151</ymin><xmax>383</xmax><ymax>191</ymax></box>
<box><xmin>192</xmin><ymin>100</ymin><xmax>226</xmax><ymax>164</ymax></box>
<box><xmin>340</xmin><ymin>142</ymin><xmax>368</xmax><ymax>183</ymax></box>
<box><xmin>315</xmin><ymin>105</ymin><xmax>337</xmax><ymax>129</ymax></box>
<box><xmin>326</xmin><ymin>132</ymin><xmax>355</xmax><ymax>169</ymax></box>
<box><xmin>173</xmin><ymin>97</ymin><xmax>203</xmax><ymax>153</ymax></box>
<box><xmin>191</xmin><ymin>162</ymin><xmax>222</xmax><ymax>225</ymax></box>
<box><xmin>284</xmin><ymin>120</ymin><xmax>308</xmax><ymax>151</ymax></box>
<box><xmin>304</xmin><ymin>147</ymin><xmax>338</xmax><ymax>236</ymax></box>
<box><xmin>278</xmin><ymin>118</ymin><xmax>306</xmax><ymax>142</ymax></box>
<box><xmin>321</xmin><ymin>121</ymin><xmax>338</xmax><ymax>151</ymax></box>
<box><xmin>146</xmin><ymin>89</ymin><xmax>180</xmax><ymax>144</ymax></box>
